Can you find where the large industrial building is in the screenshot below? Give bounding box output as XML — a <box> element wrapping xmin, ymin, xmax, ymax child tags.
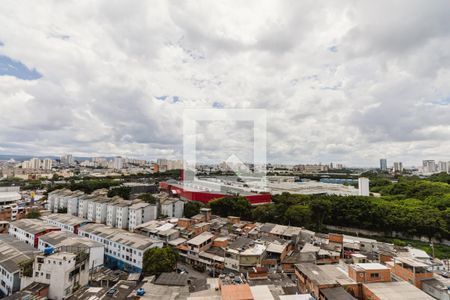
<box><xmin>0</xmin><ymin>186</ymin><xmax>21</xmax><ymax>206</ymax></box>
<box><xmin>159</xmin><ymin>179</ymin><xmax>272</xmax><ymax>205</ymax></box>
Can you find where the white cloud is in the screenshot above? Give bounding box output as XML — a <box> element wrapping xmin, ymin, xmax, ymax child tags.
<box><xmin>0</xmin><ymin>0</ymin><xmax>449</xmax><ymax>166</ymax></box>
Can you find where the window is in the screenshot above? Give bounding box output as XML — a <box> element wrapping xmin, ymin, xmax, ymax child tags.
<box><xmin>370</xmin><ymin>273</ymin><xmax>380</xmax><ymax>278</ymax></box>
<box><xmin>46</xmin><ymin>274</ymin><xmax>51</xmax><ymax>279</ymax></box>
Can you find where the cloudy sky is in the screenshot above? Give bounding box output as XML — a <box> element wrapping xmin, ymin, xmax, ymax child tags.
<box><xmin>1</xmin><ymin>0</ymin><xmax>450</xmax><ymax>167</ymax></box>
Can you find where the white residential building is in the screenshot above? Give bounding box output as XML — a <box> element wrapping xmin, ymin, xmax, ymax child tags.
<box><xmin>128</xmin><ymin>202</ymin><xmax>158</xmax><ymax>232</ymax></box>
<box><xmin>67</xmin><ymin>195</ymin><xmax>79</xmax><ymax>216</ymax></box>
<box><xmin>66</xmin><ymin>191</ymin><xmax>87</xmax><ymax>216</ymax></box>
<box><xmin>21</xmin><ymin>160</ymin><xmax>31</xmax><ymax>169</ymax></box>
<box><xmin>393</xmin><ymin>162</ymin><xmax>403</xmax><ymax>172</ymax></box>
<box><xmin>77</xmin><ymin>195</ymin><xmax>92</xmax><ymax>219</ymax></box>
<box><xmin>106</xmin><ymin>201</ymin><xmax>119</xmax><ymax>227</ymax></box>
<box><xmin>423</xmin><ymin>160</ymin><xmax>436</xmax><ymax>174</ymax></box>
<box><xmin>0</xmin><ymin>235</ymin><xmax>41</xmax><ymax>296</ymax></box>
<box><xmin>21</xmin><ymin>252</ymin><xmax>89</xmax><ymax>300</ymax></box>
<box><xmin>437</xmin><ymin>161</ymin><xmax>448</xmax><ymax>173</ymax></box>
<box><xmin>8</xmin><ymin>219</ymin><xmax>61</xmax><ymax>248</ymax></box>
<box><xmin>42</xmin><ymin>158</ymin><xmax>53</xmax><ymax>170</ymax></box>
<box><xmin>160</xmin><ymin>198</ymin><xmax>184</xmax><ymax>218</ymax></box>
<box><xmin>38</xmin><ymin>231</ymin><xmax>104</xmax><ymax>269</ymax></box>
<box><xmin>112</xmin><ymin>157</ymin><xmax>124</xmax><ymax>170</ymax></box>
<box><xmin>47</xmin><ymin>189</ymin><xmax>84</xmax><ymax>213</ymax></box>
<box><xmin>47</xmin><ymin>189</ymin><xmax>69</xmax><ymax>212</ymax></box>
<box><xmin>95</xmin><ymin>199</ymin><xmax>110</xmax><ymax>224</ymax></box>
<box><xmin>78</xmin><ymin>223</ymin><xmax>163</xmax><ymax>273</ymax></box>
<box><xmin>115</xmin><ymin>204</ymin><xmax>130</xmax><ymax>229</ymax></box>
<box><xmin>41</xmin><ymin>214</ymin><xmax>91</xmax><ymax>234</ymax></box>
<box><xmin>86</xmin><ymin>197</ymin><xmax>104</xmax><ymax>222</ymax></box>
<box><xmin>30</xmin><ymin>158</ymin><xmax>41</xmax><ymax>170</ymax></box>
<box><xmin>60</xmin><ymin>154</ymin><xmax>74</xmax><ymax>165</ymax></box>
<box><xmin>358</xmin><ymin>177</ymin><xmax>370</xmax><ymax>196</ymax></box>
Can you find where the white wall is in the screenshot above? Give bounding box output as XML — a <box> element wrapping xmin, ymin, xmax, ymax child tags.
<box><xmin>29</xmin><ymin>254</ymin><xmax>89</xmax><ymax>300</ymax></box>
<box><xmin>106</xmin><ymin>205</ymin><xmax>117</xmax><ymax>227</ymax></box>
<box><xmin>8</xmin><ymin>225</ymin><xmax>35</xmax><ymax>247</ymax></box>
<box><xmin>87</xmin><ymin>201</ymin><xmax>97</xmax><ymax>221</ymax></box>
<box><xmin>115</xmin><ymin>207</ymin><xmax>129</xmax><ymax>229</ymax></box>
<box><xmin>95</xmin><ymin>203</ymin><xmax>107</xmax><ymax>223</ymax></box>
<box><xmin>0</xmin><ymin>267</ymin><xmax>17</xmax><ymax>296</ymax></box>
<box><xmin>78</xmin><ymin>199</ymin><xmax>89</xmax><ymax>219</ymax></box>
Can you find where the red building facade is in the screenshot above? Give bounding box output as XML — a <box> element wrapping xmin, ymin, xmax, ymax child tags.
<box><xmin>159</xmin><ymin>182</ymin><xmax>271</xmax><ymax>205</ymax></box>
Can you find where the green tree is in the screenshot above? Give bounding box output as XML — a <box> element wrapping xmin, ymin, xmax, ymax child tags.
<box><xmin>107</xmin><ymin>186</ymin><xmax>131</xmax><ymax>199</ymax></box>
<box><xmin>183</xmin><ymin>201</ymin><xmax>204</xmax><ymax>218</ymax></box>
<box><xmin>209</xmin><ymin>196</ymin><xmax>252</xmax><ymax>220</ymax></box>
<box><xmin>285</xmin><ymin>204</ymin><xmax>312</xmax><ymax>227</ymax></box>
<box><xmin>138</xmin><ymin>193</ymin><xmax>157</xmax><ymax>204</ymax></box>
<box><xmin>252</xmin><ymin>204</ymin><xmax>277</xmax><ymax>223</ymax></box>
<box><xmin>143</xmin><ymin>246</ymin><xmax>179</xmax><ymax>275</ymax></box>
<box><xmin>309</xmin><ymin>198</ymin><xmax>331</xmax><ymax>231</ymax></box>
<box><xmin>25</xmin><ymin>209</ymin><xmax>41</xmax><ymax>219</ymax></box>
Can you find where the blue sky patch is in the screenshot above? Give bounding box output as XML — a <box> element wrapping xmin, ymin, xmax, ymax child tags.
<box><xmin>434</xmin><ymin>97</ymin><xmax>450</xmax><ymax>105</ymax></box>
<box><xmin>155</xmin><ymin>95</ymin><xmax>182</xmax><ymax>103</ymax></box>
<box><xmin>328</xmin><ymin>45</ymin><xmax>338</xmax><ymax>53</ymax></box>
<box><xmin>212</xmin><ymin>101</ymin><xmax>224</xmax><ymax>108</ymax></box>
<box><xmin>155</xmin><ymin>95</ymin><xmax>168</xmax><ymax>101</ymax></box>
<box><xmin>0</xmin><ymin>55</ymin><xmax>42</xmax><ymax>80</ymax></box>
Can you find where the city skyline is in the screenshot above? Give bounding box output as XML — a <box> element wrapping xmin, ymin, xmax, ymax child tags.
<box><xmin>1</xmin><ymin>1</ymin><xmax>450</xmax><ymax>166</ymax></box>
<box><xmin>1</xmin><ymin>152</ymin><xmax>450</xmax><ymax>170</ymax></box>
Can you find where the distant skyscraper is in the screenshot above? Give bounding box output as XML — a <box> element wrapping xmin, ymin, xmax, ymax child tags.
<box><xmin>42</xmin><ymin>158</ymin><xmax>53</xmax><ymax>170</ymax></box>
<box><xmin>393</xmin><ymin>162</ymin><xmax>403</xmax><ymax>172</ymax></box>
<box><xmin>358</xmin><ymin>177</ymin><xmax>370</xmax><ymax>196</ymax></box>
<box><xmin>380</xmin><ymin>159</ymin><xmax>387</xmax><ymax>171</ymax></box>
<box><xmin>60</xmin><ymin>154</ymin><xmax>74</xmax><ymax>165</ymax></box>
<box><xmin>21</xmin><ymin>160</ymin><xmax>31</xmax><ymax>169</ymax></box>
<box><xmin>422</xmin><ymin>160</ymin><xmax>436</xmax><ymax>174</ymax></box>
<box><xmin>30</xmin><ymin>157</ymin><xmax>41</xmax><ymax>169</ymax></box>
<box><xmin>113</xmin><ymin>157</ymin><xmax>124</xmax><ymax>170</ymax></box>
<box><xmin>437</xmin><ymin>161</ymin><xmax>448</xmax><ymax>173</ymax></box>
<box><xmin>157</xmin><ymin>158</ymin><xmax>168</xmax><ymax>172</ymax></box>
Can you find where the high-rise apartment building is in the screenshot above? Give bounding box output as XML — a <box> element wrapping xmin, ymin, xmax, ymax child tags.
<box><xmin>393</xmin><ymin>162</ymin><xmax>403</xmax><ymax>172</ymax></box>
<box><xmin>379</xmin><ymin>159</ymin><xmax>387</xmax><ymax>171</ymax></box>
<box><xmin>21</xmin><ymin>160</ymin><xmax>31</xmax><ymax>169</ymax></box>
<box><xmin>157</xmin><ymin>159</ymin><xmax>182</xmax><ymax>172</ymax></box>
<box><xmin>437</xmin><ymin>161</ymin><xmax>448</xmax><ymax>173</ymax></box>
<box><xmin>42</xmin><ymin>158</ymin><xmax>53</xmax><ymax>170</ymax></box>
<box><xmin>113</xmin><ymin>157</ymin><xmax>124</xmax><ymax>170</ymax></box>
<box><xmin>422</xmin><ymin>160</ymin><xmax>436</xmax><ymax>174</ymax></box>
<box><xmin>358</xmin><ymin>177</ymin><xmax>370</xmax><ymax>196</ymax></box>
<box><xmin>60</xmin><ymin>154</ymin><xmax>74</xmax><ymax>165</ymax></box>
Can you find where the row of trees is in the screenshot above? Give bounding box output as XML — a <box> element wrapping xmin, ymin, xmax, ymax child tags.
<box><xmin>47</xmin><ymin>179</ymin><xmax>121</xmax><ymax>194</ymax></box>
<box><xmin>206</xmin><ymin>176</ymin><xmax>450</xmax><ymax>240</ymax></box>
